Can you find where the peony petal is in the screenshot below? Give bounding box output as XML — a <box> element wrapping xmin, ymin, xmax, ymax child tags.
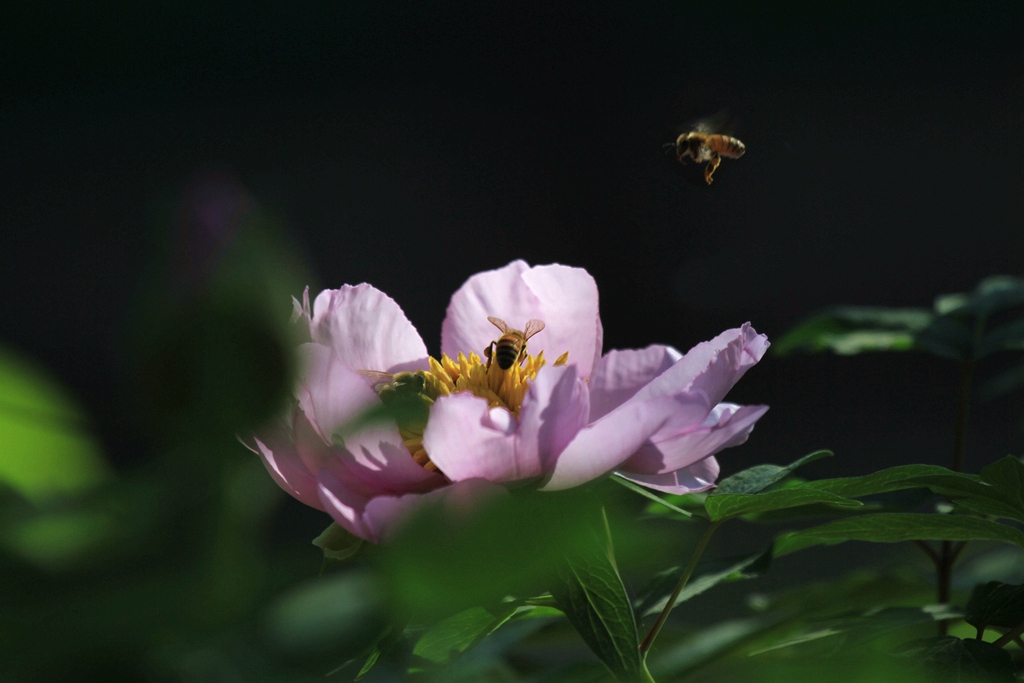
<box><xmin>362</xmin><ymin>479</ymin><xmax>507</xmax><ymax>543</ymax></box>
<box><xmin>588</xmin><ymin>345</ymin><xmax>682</xmax><ymax>422</ymax></box>
<box><xmin>421</xmin><ymin>393</ymin><xmax>520</xmax><ymax>482</ymax></box>
<box><xmin>310</xmin><ymin>284</ymin><xmax>429</xmax><ymax>374</ymax></box>
<box><xmin>634</xmin><ymin>324</ymin><xmax>768</xmax><ymax>410</ymax></box>
<box><xmin>616</xmin><ymin>457</ymin><xmax>720</xmax><ymax>494</ymax></box>
<box><xmin>520</xmin><ymin>264</ymin><xmax>603</xmax><ymax>378</ymax></box>
<box><xmin>340</xmin><ymin>422</ymin><xmax>445</xmax><ymax>492</ymax></box>
<box><xmin>292</xmin><ymin>408</ymin><xmax>338</xmax><ymax>482</ymax></box>
<box><xmin>441</xmin><ymin>261</ymin><xmax>602</xmax><ymax>378</ymax></box>
<box><xmin>295</xmin><ymin>343</ymin><xmax>382</xmax><ymax>441</ymax></box>
<box><xmin>540</xmin><ymin>393</ymin><xmax>691</xmax><ymax>490</ymax></box>
<box><xmin>621</xmin><ymin>403</ymin><xmax>769</xmax><ymax>474</ymax></box>
<box><xmin>296</xmin><ymin>344</ymin><xmax>444</xmax><ymax>493</ymax></box>
<box><xmin>243</xmin><ymin>431</ymin><xmax>323</xmax><ymax>510</ymax></box>
<box><xmin>516</xmin><ymin>364</ymin><xmax>590</xmax><ymax>473</ymax></box>
<box><xmin>316</xmin><ymin>467</ymin><xmax>373</xmax><ymax>540</ymax></box>
<box><xmin>290</xmin><ymin>286</ymin><xmax>313</xmax><ymax>342</ymax></box>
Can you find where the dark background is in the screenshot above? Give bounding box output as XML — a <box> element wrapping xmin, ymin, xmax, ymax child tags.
<box><xmin>2</xmin><ymin>2</ymin><xmax>1022</xmax><ymax>487</ymax></box>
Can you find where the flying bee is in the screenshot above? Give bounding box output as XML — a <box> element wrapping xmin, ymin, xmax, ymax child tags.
<box><xmin>484</xmin><ymin>317</ymin><xmax>545</xmax><ymax>370</ymax></box>
<box><xmin>667</xmin><ymin>117</ymin><xmax>746</xmax><ymax>184</ymax></box>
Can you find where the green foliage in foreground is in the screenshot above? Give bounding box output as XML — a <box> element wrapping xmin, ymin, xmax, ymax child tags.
<box><xmin>3</xmin><ymin>246</ymin><xmax>1023</xmax><ymax>683</ymax></box>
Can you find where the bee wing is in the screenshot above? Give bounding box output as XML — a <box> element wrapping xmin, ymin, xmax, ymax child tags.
<box><xmin>487</xmin><ymin>316</ymin><xmax>511</xmax><ymax>333</ymax></box>
<box><xmin>522</xmin><ymin>319</ymin><xmax>546</xmax><ymax>340</ymax></box>
<box><xmin>356</xmin><ymin>370</ymin><xmax>394</xmax><ymax>387</ymax></box>
<box><xmin>681</xmin><ymin>110</ymin><xmax>735</xmax><ymax>136</ymax></box>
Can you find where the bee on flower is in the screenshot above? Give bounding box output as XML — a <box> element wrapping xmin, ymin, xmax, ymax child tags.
<box><xmin>244</xmin><ymin>260</ymin><xmax>769</xmax><ymax>543</ymax></box>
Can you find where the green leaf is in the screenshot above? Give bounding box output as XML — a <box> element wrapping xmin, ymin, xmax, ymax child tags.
<box><xmin>750</xmin><ymin>605</ymin><xmax>962</xmax><ymax>655</ymax></box>
<box><xmin>977</xmin><ymin>319</ymin><xmax>1024</xmax><ymax>357</ymax></box>
<box><xmin>265</xmin><ymin>571</ymin><xmax>385</xmax><ymax>658</ymax></box>
<box><xmin>965</xmin><ymin>582</ymin><xmax>1024</xmax><ymax>631</ymax></box>
<box><xmin>705</xmin><ymin>488</ymin><xmax>862</xmax><ymax>522</ymax></box>
<box><xmin>774</xmin><ymin>514</ymin><xmax>1024</xmax><ymax>557</ymax></box>
<box><xmin>899</xmin><ymin>636</ymin><xmax>1015</xmax><ymax>682</ymax></box>
<box><xmin>312</xmin><ymin>522</ymin><xmax>365</xmax><ymax>565</ymax></box>
<box><xmin>773</xmin><ymin>307</ymin><xmax>933</xmax><ymax>357</ymax></box>
<box><xmin>551</xmin><ymin>511</ymin><xmax>651</xmax><ymax>683</ymax></box>
<box><xmin>642</xmin><ymin>492</ymin><xmax>708</xmax><ymax>519</ymax></box>
<box><xmin>351</xmin><ymin>623</ymin><xmax>406</xmax><ymax>681</ymax></box>
<box><xmin>979</xmin><ymin>457</ymin><xmax>1024</xmax><ymax>514</ymax></box>
<box><xmin>636</xmin><ymin>549</ymin><xmax>771</xmax><ymax>618</ymax></box>
<box><xmin>612</xmin><ymin>474</ymin><xmax>699</xmax><ymax>519</ymax></box>
<box><xmin>509</xmin><ymin>604</ymin><xmax>564</xmax><ymax>621</ymax></box>
<box><xmin>914</xmin><ymin>315</ymin><xmax>974</xmax><ymax>361</ymax></box>
<box><xmin>935</xmin><ymin>293</ymin><xmax>970</xmax><ymax>316</ymax></box>
<box><xmin>791</xmin><ymin>464</ymin><xmax>975</xmax><ymax>498</ymax></box>
<box><xmin>787</xmin><ymin>463</ymin><xmax>1024</xmax><ymax>523</ymax></box>
<box><xmin>646</xmin><ymin>615</ymin><xmax>786</xmax><ymax>680</ymax></box>
<box><xmin>714</xmin><ymin>450</ymin><xmax>833</xmax><ymax>495</ymax></box>
<box><xmin>0</xmin><ymin>509</ymin><xmax>120</xmax><ymax>569</ymax></box>
<box><xmin>380</xmin><ymin>487</ymin><xmax>618</xmax><ymax>619</ymax></box>
<box><xmin>957</xmin><ymin>275</ymin><xmax>1024</xmax><ymax>317</ymax></box>
<box><xmin>412</xmin><ymin>603</ymin><xmax>520</xmax><ymax>665</ymax></box>
<box><xmin>0</xmin><ymin>347</ymin><xmax>109</xmax><ymax>504</ymax></box>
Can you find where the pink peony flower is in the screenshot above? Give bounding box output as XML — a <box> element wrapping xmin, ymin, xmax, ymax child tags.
<box><xmin>245</xmin><ymin>260</ymin><xmax>768</xmax><ymax>543</ymax></box>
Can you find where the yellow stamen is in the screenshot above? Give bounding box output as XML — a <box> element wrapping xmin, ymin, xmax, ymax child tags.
<box><xmin>376</xmin><ymin>347</ymin><xmax>569</xmax><ymax>472</ymax></box>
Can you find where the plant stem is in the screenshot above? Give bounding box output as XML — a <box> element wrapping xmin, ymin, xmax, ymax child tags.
<box><xmin>936</xmin><ymin>359</ymin><xmax>975</xmax><ymax>635</ymax></box>
<box><xmin>913</xmin><ymin>540</ymin><xmax>939</xmax><ymax>564</ymax></box>
<box><xmin>993</xmin><ymin>621</ymin><xmax>1024</xmax><ymax>648</ymax></box>
<box><xmin>638</xmin><ymin>520</ymin><xmax>721</xmax><ymax>657</ymax></box>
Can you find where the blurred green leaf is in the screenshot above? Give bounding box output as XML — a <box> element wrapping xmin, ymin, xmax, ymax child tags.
<box><xmin>776</xmin><ymin>276</ymin><xmax>1024</xmax><ymax>363</ymax></box>
<box><xmin>551</xmin><ymin>511</ymin><xmax>651</xmax><ymax>683</ymax></box>
<box><xmin>976</xmin><ymin>319</ymin><xmax>1024</xmax><ymax>357</ymax></box>
<box><xmin>955</xmin><ymin>546</ymin><xmax>1024</xmax><ymax>587</ymax></box>
<box><xmin>714</xmin><ymin>450</ymin><xmax>833</xmax><ymax>495</ymax></box>
<box><xmin>0</xmin><ymin>509</ymin><xmax>119</xmax><ymax>568</ymax></box>
<box><xmin>636</xmin><ymin>548</ymin><xmax>771</xmax><ymax>619</ymax></box>
<box><xmin>0</xmin><ymin>347</ymin><xmax>109</xmax><ymax>503</ymax></box>
<box><xmin>313</xmin><ymin>522</ymin><xmax>365</xmax><ymax>565</ymax></box>
<box><xmin>747</xmin><ymin>570</ymin><xmax>934</xmax><ymax>616</ymax></box>
<box><xmin>646</xmin><ymin>614</ymin><xmax>785</xmax><ymax>679</ymax></box>
<box><xmin>381</xmin><ymin>487</ymin><xmax>615</xmax><ymax>619</ymax></box>
<box><xmin>913</xmin><ymin>315</ymin><xmax>975</xmax><ymax>361</ymax></box>
<box><xmin>774</xmin><ymin>514</ymin><xmax>1024</xmax><ymax>557</ymax></box>
<box><xmin>935</xmin><ymin>293</ymin><xmax>970</xmax><ymax>316</ymax></box>
<box><xmin>773</xmin><ymin>307</ymin><xmax>933</xmax><ymax>357</ymax></box>
<box><xmin>706</xmin><ymin>488</ymin><xmax>862</xmax><ymax>522</ymax></box>
<box><xmin>938</xmin><ymin>276</ymin><xmax>1024</xmax><ymax>318</ymax></box>
<box><xmin>899</xmin><ymin>636</ymin><xmax>1015</xmax><ymax>682</ymax></box>
<box><xmin>412</xmin><ymin>603</ymin><xmax>520</xmax><ymax>666</ymax></box>
<box><xmin>265</xmin><ymin>570</ymin><xmax>385</xmax><ymax>658</ymax></box>
<box><xmin>965</xmin><ymin>582</ymin><xmax>1024</xmax><ymax>631</ymax></box>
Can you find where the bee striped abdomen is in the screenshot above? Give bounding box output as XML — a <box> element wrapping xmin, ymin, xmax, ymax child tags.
<box><xmin>494</xmin><ymin>337</ymin><xmax>523</xmax><ymax>370</ymax></box>
<box><xmin>710</xmin><ymin>135</ymin><xmax>745</xmax><ymax>158</ymax></box>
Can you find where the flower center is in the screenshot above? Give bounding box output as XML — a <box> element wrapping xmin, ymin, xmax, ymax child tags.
<box><xmin>375</xmin><ymin>349</ymin><xmax>569</xmax><ymax>473</ymax></box>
